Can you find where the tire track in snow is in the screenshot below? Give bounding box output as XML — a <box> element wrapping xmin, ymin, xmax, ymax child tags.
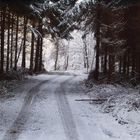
<box><xmin>55</xmin><ymin>77</ymin><xmax>79</xmax><ymax>140</ymax></box>
<box><xmin>2</xmin><ymin>78</ymin><xmax>54</xmax><ymax>140</ymax></box>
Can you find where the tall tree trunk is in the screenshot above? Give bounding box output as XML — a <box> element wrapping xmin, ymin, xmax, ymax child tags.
<box><xmin>64</xmin><ymin>41</ymin><xmax>70</xmax><ymax>70</ymax></box>
<box><xmin>6</xmin><ymin>10</ymin><xmax>10</xmax><ymax>72</ymax></box>
<box><xmin>54</xmin><ymin>39</ymin><xmax>59</xmax><ymax>71</ymax></box>
<box><xmin>34</xmin><ymin>22</ymin><xmax>43</xmax><ymax>73</ymax></box>
<box><xmin>39</xmin><ymin>37</ymin><xmax>43</xmax><ymax>71</ymax></box>
<box><xmin>14</xmin><ymin>15</ymin><xmax>19</xmax><ymax>70</ymax></box>
<box><xmin>94</xmin><ymin>1</ymin><xmax>101</xmax><ymax>80</ymax></box>
<box><xmin>83</xmin><ymin>38</ymin><xmax>89</xmax><ymax>72</ymax></box>
<box><xmin>30</xmin><ymin>23</ymin><xmax>35</xmax><ymax>72</ymax></box>
<box><xmin>22</xmin><ymin>16</ymin><xmax>28</xmax><ymax>68</ymax></box>
<box><xmin>10</xmin><ymin>14</ymin><xmax>14</xmax><ymax>69</ymax></box>
<box><xmin>39</xmin><ymin>23</ymin><xmax>43</xmax><ymax>72</ymax></box>
<box><xmin>0</xmin><ymin>8</ymin><xmax>6</xmax><ymax>73</ymax></box>
<box><xmin>34</xmin><ymin>36</ymin><xmax>40</xmax><ymax>72</ymax></box>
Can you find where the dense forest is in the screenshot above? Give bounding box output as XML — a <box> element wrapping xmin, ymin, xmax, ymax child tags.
<box><xmin>0</xmin><ymin>0</ymin><xmax>140</xmax><ymax>84</ymax></box>
<box><xmin>0</xmin><ymin>1</ymin><xmax>140</xmax><ymax>140</ymax></box>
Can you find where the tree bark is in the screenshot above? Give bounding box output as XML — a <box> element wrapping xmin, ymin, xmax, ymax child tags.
<box><xmin>94</xmin><ymin>1</ymin><xmax>101</xmax><ymax>80</ymax></box>
<box><xmin>54</xmin><ymin>38</ymin><xmax>59</xmax><ymax>71</ymax></box>
<box><xmin>10</xmin><ymin>14</ymin><xmax>14</xmax><ymax>69</ymax></box>
<box><xmin>22</xmin><ymin>16</ymin><xmax>28</xmax><ymax>68</ymax></box>
<box><xmin>0</xmin><ymin>8</ymin><xmax>6</xmax><ymax>73</ymax></box>
<box><xmin>6</xmin><ymin>10</ymin><xmax>10</xmax><ymax>72</ymax></box>
<box><xmin>14</xmin><ymin>15</ymin><xmax>19</xmax><ymax>70</ymax></box>
<box><xmin>34</xmin><ymin>36</ymin><xmax>40</xmax><ymax>72</ymax></box>
<box><xmin>30</xmin><ymin>24</ymin><xmax>35</xmax><ymax>72</ymax></box>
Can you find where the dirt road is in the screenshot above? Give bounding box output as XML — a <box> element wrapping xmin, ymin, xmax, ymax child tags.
<box><xmin>1</xmin><ymin>74</ymin><xmax>132</xmax><ymax>140</ymax></box>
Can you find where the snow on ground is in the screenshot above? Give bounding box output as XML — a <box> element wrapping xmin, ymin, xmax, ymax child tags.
<box><xmin>0</xmin><ymin>79</ymin><xmax>39</xmax><ymax>138</ymax></box>
<box><xmin>0</xmin><ymin>74</ymin><xmax>139</xmax><ymax>140</ymax></box>
<box><xmin>85</xmin><ymin>83</ymin><xmax>140</xmax><ymax>139</ymax></box>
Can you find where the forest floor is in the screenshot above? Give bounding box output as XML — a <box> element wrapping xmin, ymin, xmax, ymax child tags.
<box><xmin>0</xmin><ymin>73</ymin><xmax>139</xmax><ymax>140</ymax></box>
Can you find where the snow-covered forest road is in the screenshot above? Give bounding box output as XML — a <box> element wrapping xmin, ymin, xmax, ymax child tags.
<box><xmin>0</xmin><ymin>74</ymin><xmax>134</xmax><ymax>140</ymax></box>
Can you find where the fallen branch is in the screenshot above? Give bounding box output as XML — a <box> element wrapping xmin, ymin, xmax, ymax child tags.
<box><xmin>75</xmin><ymin>99</ymin><xmax>107</xmax><ymax>102</ymax></box>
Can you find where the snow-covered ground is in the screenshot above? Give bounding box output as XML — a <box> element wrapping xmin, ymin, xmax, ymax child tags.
<box><xmin>85</xmin><ymin>83</ymin><xmax>140</xmax><ymax>140</ymax></box>
<box><xmin>0</xmin><ymin>74</ymin><xmax>139</xmax><ymax>140</ymax></box>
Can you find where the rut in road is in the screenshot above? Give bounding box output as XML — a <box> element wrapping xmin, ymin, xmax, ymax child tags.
<box><xmin>55</xmin><ymin>77</ymin><xmax>79</xmax><ymax>140</ymax></box>
<box><xmin>2</xmin><ymin>80</ymin><xmax>49</xmax><ymax>140</ymax></box>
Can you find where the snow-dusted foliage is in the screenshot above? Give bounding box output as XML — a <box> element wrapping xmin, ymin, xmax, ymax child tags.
<box><xmin>42</xmin><ymin>30</ymin><xmax>96</xmax><ymax>73</ymax></box>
